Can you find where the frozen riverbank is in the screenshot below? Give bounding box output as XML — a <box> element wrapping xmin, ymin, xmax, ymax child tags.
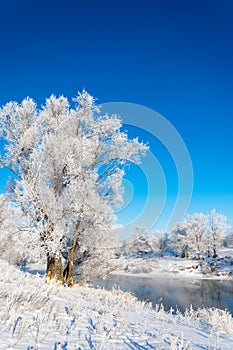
<box><xmin>116</xmin><ymin>249</ymin><xmax>233</xmax><ymax>280</ymax></box>
<box><xmin>0</xmin><ymin>260</ymin><xmax>233</xmax><ymax>349</ymax></box>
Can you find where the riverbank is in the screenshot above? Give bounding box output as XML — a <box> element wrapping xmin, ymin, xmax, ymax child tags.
<box><xmin>116</xmin><ymin>248</ymin><xmax>233</xmax><ymax>280</ymax></box>
<box><xmin>0</xmin><ymin>259</ymin><xmax>233</xmax><ymax>349</ymax></box>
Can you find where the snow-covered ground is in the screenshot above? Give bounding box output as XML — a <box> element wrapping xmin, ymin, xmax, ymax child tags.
<box><xmin>118</xmin><ymin>248</ymin><xmax>233</xmax><ymax>280</ymax></box>
<box><xmin>0</xmin><ymin>260</ymin><xmax>233</xmax><ymax>349</ymax></box>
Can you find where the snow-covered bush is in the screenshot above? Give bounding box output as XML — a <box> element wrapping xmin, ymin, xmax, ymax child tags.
<box><xmin>184</xmin><ymin>305</ymin><xmax>233</xmax><ymax>334</ymax></box>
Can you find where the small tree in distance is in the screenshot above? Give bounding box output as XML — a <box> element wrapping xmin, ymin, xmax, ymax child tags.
<box><xmin>153</xmin><ymin>231</ymin><xmax>169</xmax><ymax>258</ymax></box>
<box><xmin>0</xmin><ymin>91</ymin><xmax>148</xmax><ymax>285</ymax></box>
<box><xmin>170</xmin><ymin>225</ymin><xmax>190</xmax><ymax>258</ymax></box>
<box><xmin>207</xmin><ymin>209</ymin><xmax>228</xmax><ymax>258</ymax></box>
<box><xmin>179</xmin><ymin>213</ymin><xmax>206</xmax><ymax>259</ymax></box>
<box><xmin>128</xmin><ymin>226</ymin><xmax>153</xmax><ymax>255</ymax></box>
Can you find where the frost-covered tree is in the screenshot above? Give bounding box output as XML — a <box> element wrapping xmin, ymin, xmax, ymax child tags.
<box><xmin>172</xmin><ymin>211</ymin><xmax>230</xmax><ymax>259</ymax></box>
<box><xmin>171</xmin><ymin>225</ymin><xmax>191</xmax><ymax>258</ymax></box>
<box><xmin>223</xmin><ymin>232</ymin><xmax>233</xmax><ymax>248</ymax></box>
<box><xmin>153</xmin><ymin>231</ymin><xmax>169</xmax><ymax>258</ymax></box>
<box><xmin>206</xmin><ymin>209</ymin><xmax>228</xmax><ymax>258</ymax></box>
<box><xmin>0</xmin><ymin>91</ymin><xmax>147</xmax><ymax>285</ymax></box>
<box><xmin>124</xmin><ymin>226</ymin><xmax>153</xmax><ymax>255</ymax></box>
<box><xmin>176</xmin><ymin>214</ymin><xmax>207</xmax><ymax>259</ymax></box>
<box><xmin>0</xmin><ymin>194</ymin><xmax>24</xmax><ymax>265</ymax></box>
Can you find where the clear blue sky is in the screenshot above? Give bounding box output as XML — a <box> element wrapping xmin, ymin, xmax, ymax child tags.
<box><xmin>0</xmin><ymin>0</ymin><xmax>232</xmax><ymax>232</ymax></box>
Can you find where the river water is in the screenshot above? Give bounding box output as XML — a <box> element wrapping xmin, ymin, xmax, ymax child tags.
<box><xmin>97</xmin><ymin>273</ymin><xmax>233</xmax><ymax>314</ymax></box>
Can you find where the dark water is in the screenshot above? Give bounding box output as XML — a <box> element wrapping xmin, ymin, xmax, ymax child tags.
<box><xmin>96</xmin><ymin>274</ymin><xmax>233</xmax><ymax>314</ymax></box>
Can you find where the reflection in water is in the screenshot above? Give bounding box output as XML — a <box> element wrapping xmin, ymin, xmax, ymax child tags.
<box><xmin>97</xmin><ymin>274</ymin><xmax>233</xmax><ymax>313</ymax></box>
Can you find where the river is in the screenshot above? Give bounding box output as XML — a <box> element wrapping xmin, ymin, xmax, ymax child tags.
<box><xmin>96</xmin><ymin>273</ymin><xmax>233</xmax><ymax>314</ymax></box>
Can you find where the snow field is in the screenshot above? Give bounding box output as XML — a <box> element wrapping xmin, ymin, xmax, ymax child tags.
<box><xmin>0</xmin><ymin>260</ymin><xmax>233</xmax><ymax>349</ymax></box>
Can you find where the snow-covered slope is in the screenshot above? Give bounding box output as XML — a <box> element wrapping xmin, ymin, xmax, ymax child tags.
<box><xmin>0</xmin><ymin>260</ymin><xmax>233</xmax><ymax>349</ymax></box>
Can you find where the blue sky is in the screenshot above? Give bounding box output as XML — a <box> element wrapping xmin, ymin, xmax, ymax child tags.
<box><xmin>0</xmin><ymin>0</ymin><xmax>232</xmax><ymax>232</ymax></box>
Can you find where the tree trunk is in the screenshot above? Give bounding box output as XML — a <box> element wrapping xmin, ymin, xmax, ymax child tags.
<box><xmin>62</xmin><ymin>215</ymin><xmax>83</xmax><ymax>286</ymax></box>
<box><xmin>213</xmin><ymin>247</ymin><xmax>218</xmax><ymax>258</ymax></box>
<box><xmin>46</xmin><ymin>254</ymin><xmax>64</xmax><ymax>284</ymax></box>
<box><xmin>63</xmin><ymin>244</ymin><xmax>76</xmax><ymax>287</ymax></box>
<box><xmin>181</xmin><ymin>248</ymin><xmax>186</xmax><ymax>258</ymax></box>
<box><xmin>68</xmin><ymin>245</ymin><xmax>75</xmax><ymax>287</ymax></box>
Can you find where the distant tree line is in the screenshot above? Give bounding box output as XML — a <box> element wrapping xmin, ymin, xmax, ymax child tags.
<box><xmin>121</xmin><ymin>210</ymin><xmax>231</xmax><ymax>260</ymax></box>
